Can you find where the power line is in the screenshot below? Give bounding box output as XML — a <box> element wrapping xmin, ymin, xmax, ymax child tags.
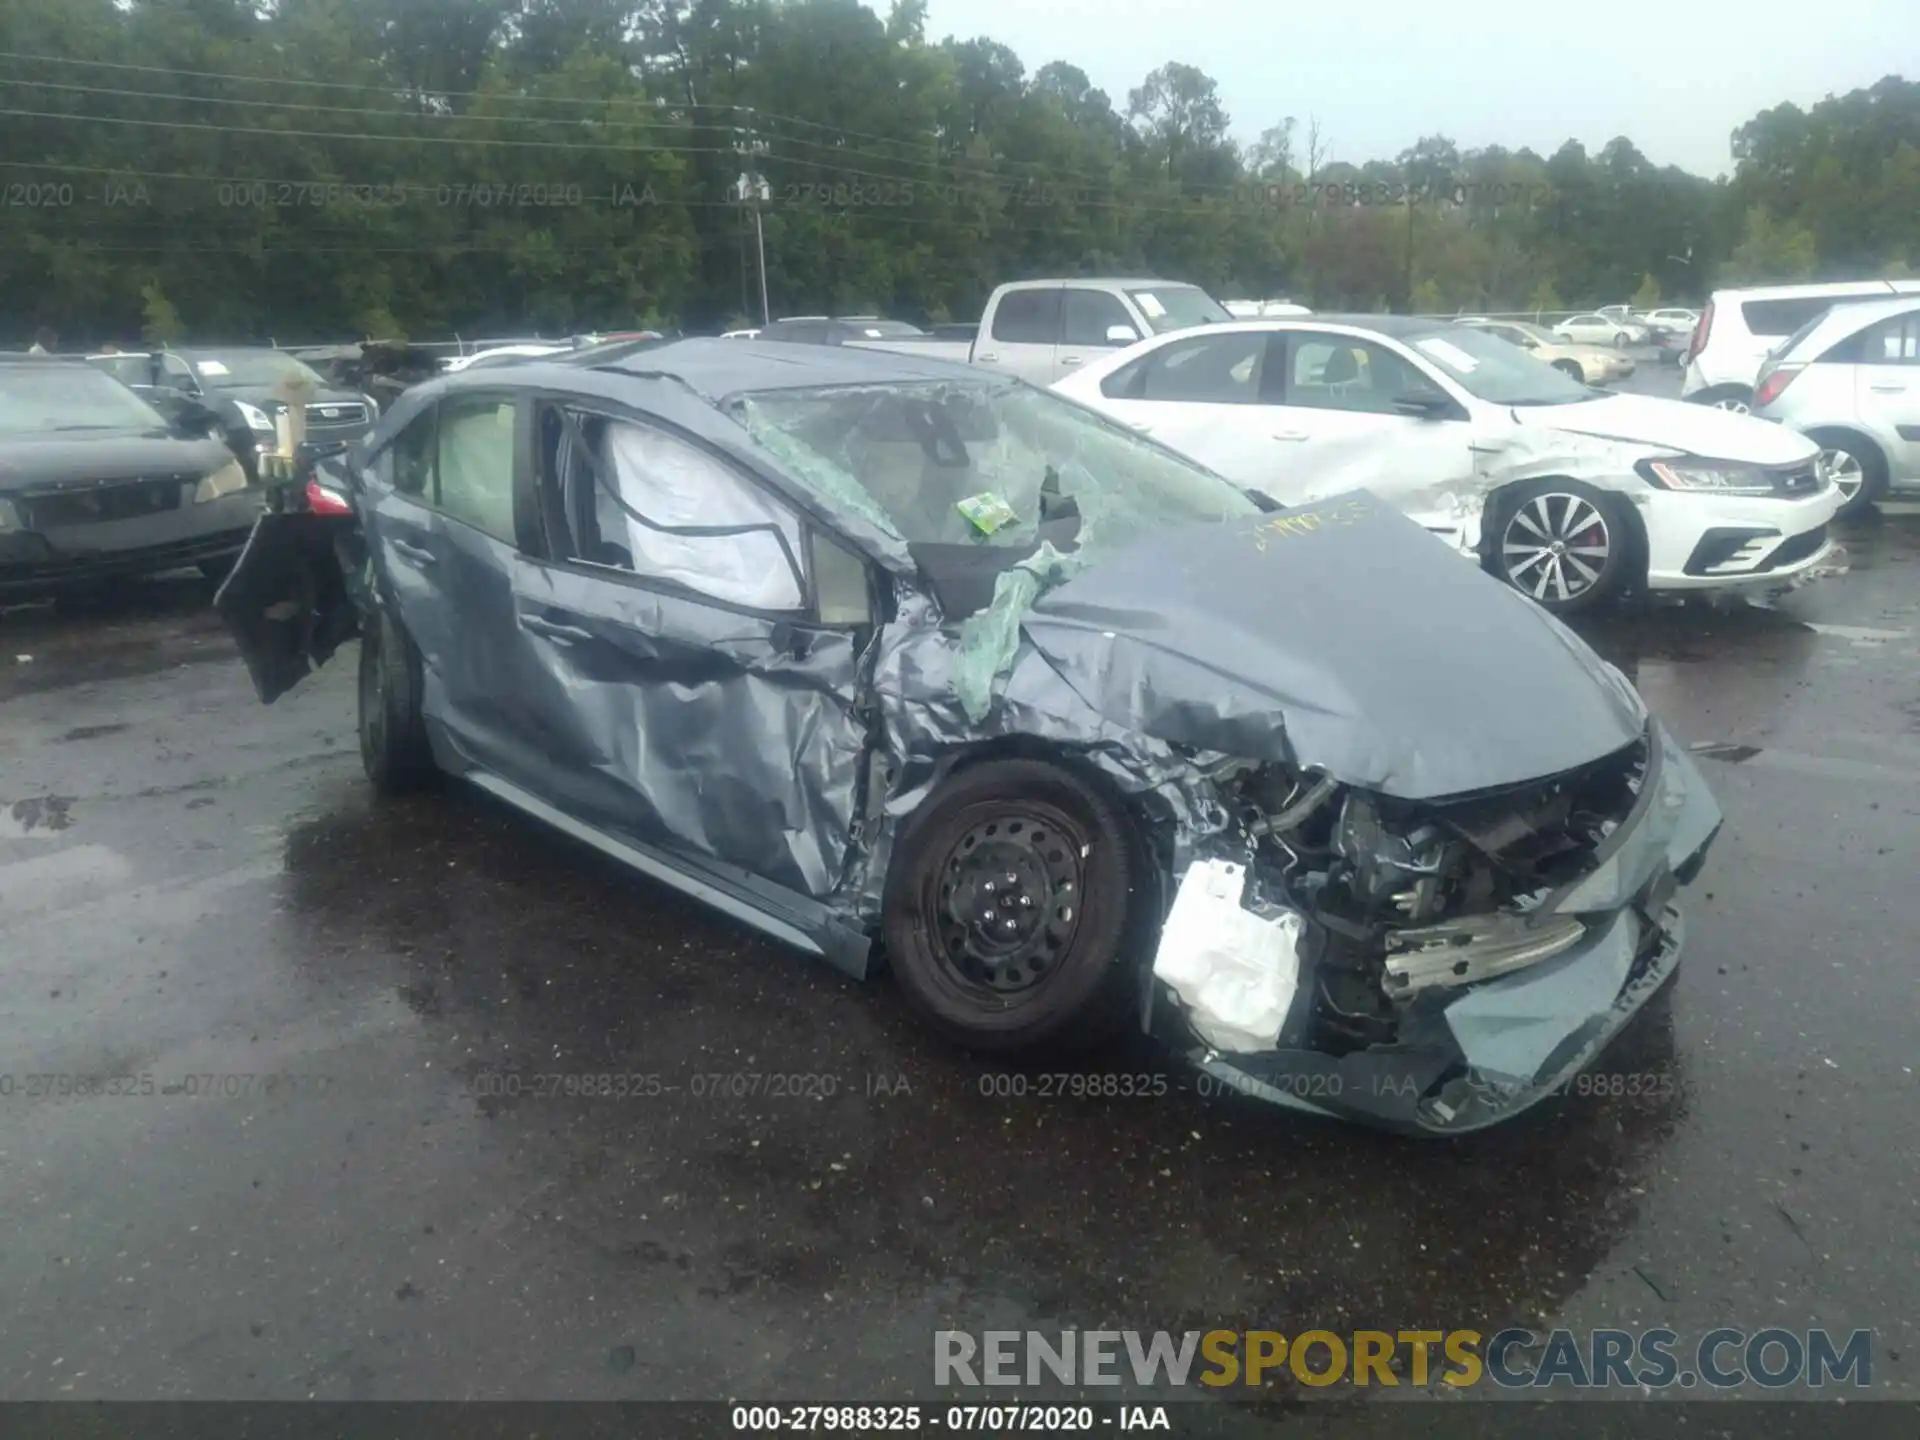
<box><xmin>0</xmin><ymin>48</ymin><xmax>1167</xmax><ymax>195</ymax></box>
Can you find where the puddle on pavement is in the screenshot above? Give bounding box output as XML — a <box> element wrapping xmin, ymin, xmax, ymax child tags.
<box><xmin>0</xmin><ymin>796</ymin><xmax>75</xmax><ymax>837</ymax></box>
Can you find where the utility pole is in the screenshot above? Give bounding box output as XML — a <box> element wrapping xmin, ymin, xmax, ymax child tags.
<box><xmin>732</xmin><ymin>173</ymin><xmax>771</xmax><ymax>326</ymax></box>
<box><xmin>732</xmin><ymin>119</ymin><xmax>772</xmax><ymax>327</ymax></box>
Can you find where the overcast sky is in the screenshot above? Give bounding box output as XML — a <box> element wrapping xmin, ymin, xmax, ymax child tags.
<box><xmin>920</xmin><ymin>0</ymin><xmax>1917</xmax><ymax>179</ymax></box>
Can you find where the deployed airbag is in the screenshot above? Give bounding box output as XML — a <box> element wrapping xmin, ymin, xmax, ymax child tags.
<box><xmin>603</xmin><ymin>422</ymin><xmax>806</xmax><ymax>612</ymax></box>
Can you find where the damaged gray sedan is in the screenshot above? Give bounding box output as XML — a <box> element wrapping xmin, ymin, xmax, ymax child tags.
<box><xmin>216</xmin><ymin>339</ymin><xmax>1722</xmax><ymax>1135</ymax></box>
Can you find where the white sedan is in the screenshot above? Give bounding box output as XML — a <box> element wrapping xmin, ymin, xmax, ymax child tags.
<box><xmin>1543</xmin><ymin>314</ymin><xmax>1651</xmax><ymax>347</ymax></box>
<box><xmin>1641</xmin><ymin>308</ymin><xmax>1700</xmax><ymax>336</ymax></box>
<box><xmin>1554</xmin><ymin>313</ymin><xmax>1647</xmax><ymax>347</ymax></box>
<box><xmin>1051</xmin><ymin>317</ymin><xmax>1843</xmax><ymax>613</ymax></box>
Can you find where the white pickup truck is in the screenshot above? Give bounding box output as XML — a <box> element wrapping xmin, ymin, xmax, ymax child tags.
<box><xmin>852</xmin><ymin>277</ymin><xmax>1232</xmax><ymax>386</ymax></box>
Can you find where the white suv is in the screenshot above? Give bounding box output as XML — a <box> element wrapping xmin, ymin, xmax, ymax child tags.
<box><xmin>1682</xmin><ymin>280</ymin><xmax>1920</xmax><ymax>412</ymax></box>
<box><xmin>1750</xmin><ymin>295</ymin><xmax>1920</xmax><ymax>517</ymax></box>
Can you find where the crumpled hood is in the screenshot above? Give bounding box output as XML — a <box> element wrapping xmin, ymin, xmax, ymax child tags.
<box><xmin>0</xmin><ymin>433</ymin><xmax>233</xmax><ymax>492</ymax></box>
<box><xmin>1516</xmin><ymin>392</ymin><xmax>1819</xmax><ymax>466</ymax></box>
<box><xmin>1019</xmin><ymin>492</ymin><xmax>1647</xmax><ymax>800</ymax></box>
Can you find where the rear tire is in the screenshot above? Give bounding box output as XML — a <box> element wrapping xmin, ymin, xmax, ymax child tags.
<box><xmin>1488</xmin><ymin>478</ymin><xmax>1634</xmax><ymax>615</ymax></box>
<box><xmin>1691</xmin><ymin>385</ymin><xmax>1752</xmax><ymax>415</ymax></box>
<box><xmin>358</xmin><ymin>606</ymin><xmax>437</xmax><ymax>794</ymax></box>
<box><xmin>882</xmin><ymin>758</ymin><xmax>1143</xmax><ymax>1055</ymax></box>
<box><xmin>1805</xmin><ymin>429</ymin><xmax>1889</xmax><ymax>519</ymax></box>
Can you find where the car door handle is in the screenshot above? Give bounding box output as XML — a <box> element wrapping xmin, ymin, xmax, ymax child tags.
<box><xmin>1868</xmin><ymin>382</ymin><xmax>1907</xmax><ymax>392</ymax></box>
<box><xmin>1059</xmin><ymin>355</ymin><xmax>1083</xmax><ymax>366</ymax></box>
<box><xmin>1273</xmin><ymin>430</ymin><xmax>1309</xmax><ymax>442</ymax></box>
<box><xmin>975</xmin><ymin>352</ymin><xmax>999</xmax><ymax>362</ymax></box>
<box><xmin>390</xmin><ymin>538</ymin><xmax>435</xmax><ymax>566</ymax></box>
<box><xmin>521</xmin><ymin>616</ymin><xmax>594</xmax><ymax>645</ymax></box>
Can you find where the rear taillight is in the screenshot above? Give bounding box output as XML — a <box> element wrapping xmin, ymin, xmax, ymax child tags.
<box><xmin>1685</xmin><ymin>302</ymin><xmax>1713</xmax><ymax>363</ymax></box>
<box><xmin>1752</xmin><ymin>365</ymin><xmax>1802</xmax><ymax>409</ymax></box>
<box><xmin>304</xmin><ymin>478</ymin><xmax>353</xmax><ymax>516</ymax></box>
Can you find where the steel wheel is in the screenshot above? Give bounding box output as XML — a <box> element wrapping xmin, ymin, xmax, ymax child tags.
<box><xmin>1821</xmin><ymin>446</ymin><xmax>1864</xmax><ymax>504</ymax></box>
<box><xmin>929</xmin><ymin>805</ymin><xmax>1088</xmax><ymax>997</ymax></box>
<box><xmin>1501</xmin><ymin>492</ymin><xmax>1614</xmax><ymax>606</ymax></box>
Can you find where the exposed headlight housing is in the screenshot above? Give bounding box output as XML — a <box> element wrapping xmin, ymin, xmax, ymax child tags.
<box><xmin>193</xmin><ymin>458</ymin><xmax>250</xmax><ymax>503</ymax></box>
<box><xmin>1639</xmin><ymin>458</ymin><xmax>1775</xmax><ymax>497</ymax></box>
<box><xmin>233</xmin><ymin>399</ymin><xmax>277</xmax><ymax>433</ymax></box>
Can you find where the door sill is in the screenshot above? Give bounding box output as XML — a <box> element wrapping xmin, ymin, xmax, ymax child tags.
<box><xmin>462</xmin><ymin>770</ymin><xmax>873</xmax><ymax>979</ymax></box>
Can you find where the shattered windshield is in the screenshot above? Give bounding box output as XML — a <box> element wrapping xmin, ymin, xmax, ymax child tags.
<box><xmin>732</xmin><ymin>379</ymin><xmax>1261</xmax><ymax>554</ymax></box>
<box><xmin>1407</xmin><ymin>326</ymin><xmax>1597</xmax><ymax>406</ymax></box>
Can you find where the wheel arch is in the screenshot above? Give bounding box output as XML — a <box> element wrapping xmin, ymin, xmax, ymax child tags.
<box><xmin>892</xmin><ymin>736</ymin><xmax>1174</xmax><ymax>926</ymax></box>
<box><xmin>1801</xmin><ymin>423</ymin><xmax>1887</xmax><ymax>468</ymax></box>
<box><xmin>923</xmin><ymin>737</ymin><xmax>1169</xmax><ymax>865</ymax></box>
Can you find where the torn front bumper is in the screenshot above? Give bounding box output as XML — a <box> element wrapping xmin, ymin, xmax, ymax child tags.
<box><xmin>1157</xmin><ymin>721</ymin><xmax>1723</xmax><ymax>1136</ymax></box>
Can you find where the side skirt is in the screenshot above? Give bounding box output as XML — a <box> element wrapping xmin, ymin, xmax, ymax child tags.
<box><xmin>462</xmin><ymin>770</ymin><xmax>873</xmax><ymax>981</ymax></box>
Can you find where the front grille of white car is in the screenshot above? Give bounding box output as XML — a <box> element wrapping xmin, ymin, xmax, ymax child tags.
<box><xmin>1768</xmin><ymin>460</ymin><xmax>1823</xmax><ymax>496</ymax></box>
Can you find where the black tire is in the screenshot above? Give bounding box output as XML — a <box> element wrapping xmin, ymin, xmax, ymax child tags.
<box><xmin>1690</xmin><ymin>385</ymin><xmax>1752</xmax><ymax>415</ymax></box>
<box><xmin>358</xmin><ymin>605</ymin><xmax>438</xmax><ymax>794</ymax></box>
<box><xmin>882</xmin><ymin>758</ymin><xmax>1143</xmax><ymax>1055</ymax></box>
<box><xmin>1804</xmin><ymin>428</ymin><xmax>1889</xmax><ymax>519</ymax></box>
<box><xmin>1488</xmin><ymin>478</ymin><xmax>1635</xmax><ymax>615</ymax></box>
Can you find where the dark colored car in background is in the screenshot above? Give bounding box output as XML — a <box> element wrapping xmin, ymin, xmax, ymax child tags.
<box><xmin>290</xmin><ymin>340</ymin><xmax>445</xmax><ymax>411</ymax></box>
<box><xmin>94</xmin><ymin>347</ymin><xmax>381</xmax><ymax>480</ymax></box>
<box><xmin>215</xmin><ymin>339</ymin><xmax>1720</xmax><ymax>1135</ymax></box>
<box><xmin>0</xmin><ymin>354</ymin><xmax>258</xmax><ymax>589</ymax></box>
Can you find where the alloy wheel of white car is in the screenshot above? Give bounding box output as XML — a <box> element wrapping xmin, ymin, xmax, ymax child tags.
<box><xmin>1500</xmin><ymin>492</ymin><xmax>1614</xmax><ymax>608</ymax></box>
<box><xmin>1710</xmin><ymin>395</ymin><xmax>1751</xmax><ymax>414</ymax></box>
<box><xmin>1820</xmin><ymin>446</ymin><xmax>1865</xmax><ymax>504</ymax></box>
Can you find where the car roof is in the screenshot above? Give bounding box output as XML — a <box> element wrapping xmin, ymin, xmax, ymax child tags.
<box><xmin>1276</xmin><ymin>313</ymin><xmax>1451</xmax><ymax>339</ymax></box>
<box><xmin>1804</xmin><ymin>294</ymin><xmax>1920</xmax><ymax>329</ymax></box>
<box><xmin>0</xmin><ymin>352</ymin><xmax>91</xmax><ymax>369</ymax></box>
<box><xmin>1711</xmin><ymin>279</ymin><xmax>1920</xmax><ymax>303</ymax></box>
<box><xmin>1783</xmin><ymin>294</ymin><xmax>1920</xmax><ymax>352</ymax></box>
<box><xmin>1009</xmin><ymin>277</ymin><xmax>1184</xmax><ymax>288</ymax></box>
<box><xmin>532</xmin><ymin>336</ymin><xmax>987</xmax><ymax>399</ymax></box>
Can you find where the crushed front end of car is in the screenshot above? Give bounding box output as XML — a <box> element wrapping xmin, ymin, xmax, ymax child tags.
<box><xmin>976</xmin><ymin>492</ymin><xmax>1724</xmax><ymax>1135</ymax></box>
<box><xmin>1152</xmin><ymin>721</ymin><xmax>1718</xmax><ymax>1134</ymax></box>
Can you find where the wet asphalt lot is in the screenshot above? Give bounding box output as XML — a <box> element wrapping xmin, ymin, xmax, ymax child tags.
<box><xmin>2</xmin><ymin>358</ymin><xmax>1917</xmax><ymax>1421</ymax></box>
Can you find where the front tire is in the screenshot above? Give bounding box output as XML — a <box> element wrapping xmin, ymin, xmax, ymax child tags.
<box><xmin>882</xmin><ymin>758</ymin><xmax>1143</xmax><ymax>1055</ymax></box>
<box><xmin>358</xmin><ymin>606</ymin><xmax>437</xmax><ymax>794</ymax></box>
<box><xmin>1805</xmin><ymin>429</ymin><xmax>1889</xmax><ymax>519</ymax></box>
<box><xmin>1489</xmin><ymin>479</ymin><xmax>1633</xmax><ymax>615</ymax></box>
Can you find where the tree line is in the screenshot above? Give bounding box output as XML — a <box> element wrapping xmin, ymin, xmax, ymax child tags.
<box><xmin>1</xmin><ymin>0</ymin><xmax>1915</xmax><ymax>345</ymax></box>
